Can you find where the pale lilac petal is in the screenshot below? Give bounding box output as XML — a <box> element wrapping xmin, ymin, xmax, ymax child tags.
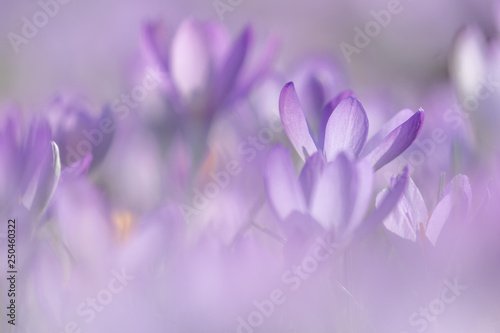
<box><xmin>264</xmin><ymin>146</ymin><xmax>307</xmax><ymax>219</ymax></box>
<box><xmin>378</xmin><ymin>177</ymin><xmax>427</xmax><ymax>243</ymax></box>
<box><xmin>215</xmin><ymin>26</ymin><xmax>251</xmax><ymax>105</ymax></box>
<box><xmin>318</xmin><ymin>90</ymin><xmax>355</xmax><ymax>149</ymax></box>
<box><xmin>361</xmin><ymin>109</ymin><xmax>415</xmax><ymax>157</ymax></box>
<box><xmin>426</xmin><ymin>174</ymin><xmax>471</xmax><ymax>246</ymax></box>
<box><xmin>357</xmin><ymin>166</ymin><xmax>409</xmax><ymax>239</ymax></box>
<box><xmin>170</xmin><ymin>19</ymin><xmax>211</xmax><ymax>99</ymax></box>
<box><xmin>141</xmin><ymin>21</ymin><xmax>178</xmax><ymax>99</ymax></box>
<box><xmin>228</xmin><ymin>34</ymin><xmax>279</xmax><ymax>104</ymax></box>
<box><xmin>363</xmin><ymin>110</ymin><xmax>424</xmax><ymax>170</ymax></box>
<box><xmin>439</xmin><ymin>174</ymin><xmax>472</xmax><ymax>214</ymax></box>
<box><xmin>279</xmin><ymin>82</ymin><xmax>318</xmax><ymax>160</ymax></box>
<box><xmin>309</xmin><ymin>153</ymin><xmax>354</xmax><ymax>232</ymax></box>
<box><xmin>30</xmin><ymin>141</ymin><xmax>61</xmax><ymax>216</ymax></box>
<box><xmin>425</xmin><ymin>194</ymin><xmax>453</xmax><ymax>246</ymax></box>
<box><xmin>299</xmin><ymin>152</ymin><xmax>326</xmax><ymax>205</ymax></box>
<box><xmin>345</xmin><ymin>158</ymin><xmax>374</xmax><ymax>235</ymax></box>
<box><xmin>323</xmin><ymin>97</ymin><xmax>369</xmax><ymax>161</ymax></box>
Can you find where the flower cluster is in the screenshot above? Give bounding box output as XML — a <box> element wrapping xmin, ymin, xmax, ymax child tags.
<box><xmin>1</xmin><ymin>15</ymin><xmax>500</xmax><ymax>333</ymax></box>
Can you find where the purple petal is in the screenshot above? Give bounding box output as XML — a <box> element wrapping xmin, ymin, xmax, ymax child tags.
<box><xmin>215</xmin><ymin>26</ymin><xmax>252</xmax><ymax>106</ymax></box>
<box><xmin>323</xmin><ymin>97</ymin><xmax>369</xmax><ymax>161</ymax></box>
<box><xmin>264</xmin><ymin>146</ymin><xmax>307</xmax><ymax>219</ymax></box>
<box><xmin>170</xmin><ymin>19</ymin><xmax>211</xmax><ymax>99</ymax></box>
<box><xmin>426</xmin><ymin>174</ymin><xmax>471</xmax><ymax>246</ymax></box>
<box><xmin>356</xmin><ymin>166</ymin><xmax>409</xmax><ymax>240</ymax></box>
<box><xmin>363</xmin><ymin>110</ymin><xmax>424</xmax><ymax>170</ymax></box>
<box><xmin>318</xmin><ymin>90</ymin><xmax>355</xmax><ymax>148</ymax></box>
<box><xmin>361</xmin><ymin>109</ymin><xmax>415</xmax><ymax>157</ymax></box>
<box><xmin>378</xmin><ymin>177</ymin><xmax>427</xmax><ymax>243</ymax></box>
<box><xmin>61</xmin><ymin>154</ymin><xmax>93</xmax><ymax>181</ymax></box>
<box><xmin>21</xmin><ymin>141</ymin><xmax>61</xmax><ymax>217</ymax></box>
<box><xmin>279</xmin><ymin>82</ymin><xmax>318</xmax><ymax>160</ymax></box>
<box><xmin>345</xmin><ymin>158</ymin><xmax>374</xmax><ymax>235</ymax></box>
<box><xmin>227</xmin><ymin>34</ymin><xmax>279</xmax><ymax>105</ymax></box>
<box><xmin>299</xmin><ymin>152</ymin><xmax>326</xmax><ymax>205</ymax></box>
<box><xmin>141</xmin><ymin>22</ymin><xmax>178</xmax><ymax>99</ymax></box>
<box><xmin>309</xmin><ymin>153</ymin><xmax>354</xmax><ymax>232</ymax></box>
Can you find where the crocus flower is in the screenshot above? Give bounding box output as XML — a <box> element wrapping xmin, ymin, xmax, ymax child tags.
<box><xmin>279</xmin><ymin>82</ymin><xmax>424</xmax><ymax>170</ymax></box>
<box><xmin>44</xmin><ymin>95</ymin><xmax>114</xmax><ymax>171</ymax></box>
<box><xmin>265</xmin><ymin>145</ymin><xmax>409</xmax><ymax>248</ymax></box>
<box><xmin>142</xmin><ymin>18</ymin><xmax>277</xmax><ymax>120</ymax></box>
<box><xmin>0</xmin><ymin>109</ymin><xmax>61</xmax><ymax>218</ymax></box>
<box><xmin>378</xmin><ymin>174</ymin><xmax>472</xmax><ymax>274</ymax></box>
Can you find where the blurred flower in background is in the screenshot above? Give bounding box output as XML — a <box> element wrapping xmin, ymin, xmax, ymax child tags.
<box><xmin>1</xmin><ymin>0</ymin><xmax>500</xmax><ymax>332</ymax></box>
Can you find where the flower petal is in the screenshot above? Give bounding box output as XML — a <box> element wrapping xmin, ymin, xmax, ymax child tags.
<box><xmin>345</xmin><ymin>158</ymin><xmax>374</xmax><ymax>235</ymax></box>
<box><xmin>264</xmin><ymin>146</ymin><xmax>307</xmax><ymax>219</ymax></box>
<box><xmin>170</xmin><ymin>19</ymin><xmax>211</xmax><ymax>100</ymax></box>
<box><xmin>318</xmin><ymin>90</ymin><xmax>355</xmax><ymax>149</ymax></box>
<box><xmin>309</xmin><ymin>153</ymin><xmax>354</xmax><ymax>232</ymax></box>
<box><xmin>363</xmin><ymin>110</ymin><xmax>424</xmax><ymax>170</ymax></box>
<box><xmin>356</xmin><ymin>166</ymin><xmax>409</xmax><ymax>240</ymax></box>
<box><xmin>299</xmin><ymin>152</ymin><xmax>326</xmax><ymax>206</ymax></box>
<box><xmin>216</xmin><ymin>27</ymin><xmax>251</xmax><ymax>101</ymax></box>
<box><xmin>323</xmin><ymin>97</ymin><xmax>369</xmax><ymax>161</ymax></box>
<box><xmin>426</xmin><ymin>174</ymin><xmax>471</xmax><ymax>246</ymax></box>
<box><xmin>378</xmin><ymin>177</ymin><xmax>427</xmax><ymax>243</ymax></box>
<box><xmin>361</xmin><ymin>109</ymin><xmax>415</xmax><ymax>157</ymax></box>
<box><xmin>279</xmin><ymin>82</ymin><xmax>318</xmax><ymax>160</ymax></box>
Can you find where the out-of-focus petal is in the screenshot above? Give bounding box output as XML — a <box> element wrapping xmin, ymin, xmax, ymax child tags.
<box><xmin>264</xmin><ymin>146</ymin><xmax>307</xmax><ymax>219</ymax></box>
<box><xmin>215</xmin><ymin>26</ymin><xmax>251</xmax><ymax>106</ymax></box>
<box><xmin>379</xmin><ymin>177</ymin><xmax>427</xmax><ymax>243</ymax></box>
<box><xmin>358</xmin><ymin>166</ymin><xmax>409</xmax><ymax>239</ymax></box>
<box><xmin>61</xmin><ymin>154</ymin><xmax>93</xmax><ymax>181</ymax></box>
<box><xmin>279</xmin><ymin>82</ymin><xmax>318</xmax><ymax>160</ymax></box>
<box><xmin>299</xmin><ymin>152</ymin><xmax>326</xmax><ymax>205</ymax></box>
<box><xmin>426</xmin><ymin>174</ymin><xmax>471</xmax><ymax>246</ymax></box>
<box><xmin>323</xmin><ymin>97</ymin><xmax>369</xmax><ymax>161</ymax></box>
<box><xmin>363</xmin><ymin>110</ymin><xmax>424</xmax><ymax>170</ymax></box>
<box><xmin>309</xmin><ymin>153</ymin><xmax>354</xmax><ymax>232</ymax></box>
<box><xmin>346</xmin><ymin>158</ymin><xmax>374</xmax><ymax>235</ymax></box>
<box><xmin>170</xmin><ymin>19</ymin><xmax>211</xmax><ymax>100</ymax></box>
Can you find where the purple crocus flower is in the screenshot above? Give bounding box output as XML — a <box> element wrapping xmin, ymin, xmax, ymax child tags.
<box><xmin>279</xmin><ymin>82</ymin><xmax>424</xmax><ymax>170</ymax></box>
<box><xmin>378</xmin><ymin>174</ymin><xmax>472</xmax><ymax>274</ymax></box>
<box><xmin>0</xmin><ymin>109</ymin><xmax>60</xmax><ymax>218</ymax></box>
<box><xmin>265</xmin><ymin>145</ymin><xmax>409</xmax><ymax>247</ymax></box>
<box><xmin>45</xmin><ymin>95</ymin><xmax>114</xmax><ymax>172</ymax></box>
<box><xmin>142</xmin><ymin>18</ymin><xmax>277</xmax><ymax>119</ymax></box>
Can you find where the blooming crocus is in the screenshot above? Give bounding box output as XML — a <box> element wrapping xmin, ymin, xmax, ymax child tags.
<box><xmin>265</xmin><ymin>145</ymin><xmax>409</xmax><ymax>248</ymax></box>
<box><xmin>142</xmin><ymin>18</ymin><xmax>277</xmax><ymax>120</ymax></box>
<box><xmin>279</xmin><ymin>82</ymin><xmax>424</xmax><ymax>170</ymax></box>
<box><xmin>44</xmin><ymin>95</ymin><xmax>114</xmax><ymax>171</ymax></box>
<box><xmin>378</xmin><ymin>174</ymin><xmax>472</xmax><ymax>274</ymax></box>
<box><xmin>0</xmin><ymin>109</ymin><xmax>60</xmax><ymax>218</ymax></box>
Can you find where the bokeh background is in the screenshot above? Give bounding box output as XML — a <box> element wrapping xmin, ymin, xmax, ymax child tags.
<box><xmin>0</xmin><ymin>0</ymin><xmax>496</xmax><ymax>110</ymax></box>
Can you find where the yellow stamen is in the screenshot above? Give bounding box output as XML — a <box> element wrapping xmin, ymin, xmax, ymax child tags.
<box><xmin>112</xmin><ymin>210</ymin><xmax>134</xmax><ymax>242</ymax></box>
